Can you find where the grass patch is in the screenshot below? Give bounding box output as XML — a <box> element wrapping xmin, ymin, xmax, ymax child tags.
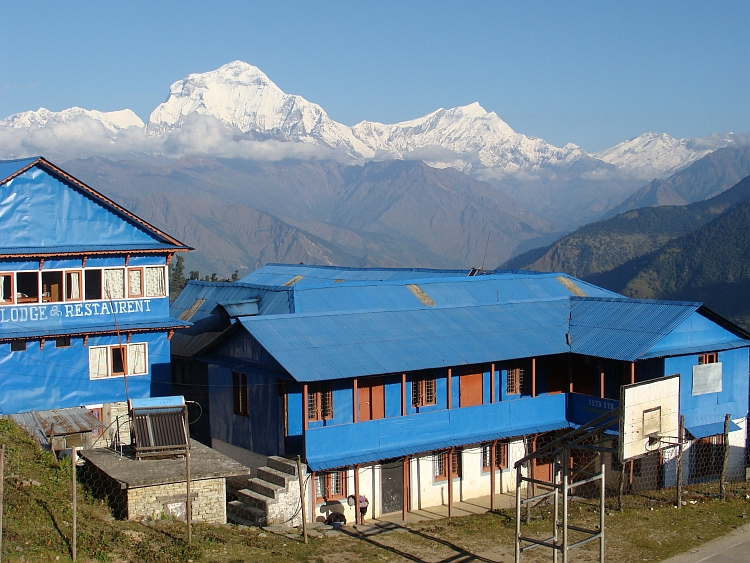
<box><xmin>1</xmin><ymin>418</ymin><xmax>748</xmax><ymax>562</ymax></box>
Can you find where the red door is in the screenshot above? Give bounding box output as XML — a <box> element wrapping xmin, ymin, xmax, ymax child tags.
<box><xmin>460</xmin><ymin>366</ymin><xmax>483</xmax><ymax>407</ymax></box>
<box><xmin>358</xmin><ymin>377</ymin><xmax>385</xmax><ymax>421</ymax></box>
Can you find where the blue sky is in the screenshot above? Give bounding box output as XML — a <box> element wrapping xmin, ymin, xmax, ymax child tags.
<box><xmin>1</xmin><ymin>1</ymin><xmax>748</xmax><ymax>151</ymax></box>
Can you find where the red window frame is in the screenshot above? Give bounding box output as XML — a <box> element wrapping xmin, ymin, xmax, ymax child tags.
<box><xmin>308</xmin><ymin>382</ymin><xmax>333</xmax><ymax>421</ymax></box>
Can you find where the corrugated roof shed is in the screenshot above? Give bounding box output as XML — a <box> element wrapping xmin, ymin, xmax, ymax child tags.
<box><xmin>9</xmin><ymin>407</ymin><xmax>104</xmax><ymax>437</ymax></box>
<box><xmin>237</xmin><ymin>299</ymin><xmax>571</xmax><ymax>381</ymax></box>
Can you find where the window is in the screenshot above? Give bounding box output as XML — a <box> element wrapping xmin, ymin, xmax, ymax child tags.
<box><xmin>507</xmin><ymin>365</ymin><xmax>525</xmax><ymax>395</ymax></box>
<box><xmin>85</xmin><ymin>269</ymin><xmax>102</xmax><ymax>300</ymax></box>
<box><xmin>16</xmin><ymin>272</ymin><xmax>39</xmax><ymax>303</ymax></box>
<box><xmin>55</xmin><ymin>337</ymin><xmax>71</xmax><ymax>348</ymax></box>
<box><xmin>145</xmin><ymin>267</ymin><xmax>166</xmax><ymax>297</ymax></box>
<box><xmin>89</xmin><ymin>343</ymin><xmax>149</xmax><ymax>379</ymax></box>
<box><xmin>233</xmin><ymin>372</ymin><xmax>249</xmax><ymax>416</ymax></box>
<box><xmin>103</xmin><ymin>269</ymin><xmax>125</xmax><ymax>299</ymax></box>
<box><xmin>10</xmin><ymin>341</ymin><xmax>26</xmax><ymax>352</ymax></box>
<box><xmin>308</xmin><ymin>382</ymin><xmax>333</xmax><ymax>421</ymax></box>
<box><xmin>482</xmin><ymin>442</ymin><xmax>508</xmax><ymax>470</ymax></box>
<box><xmin>128</xmin><ymin>268</ymin><xmax>144</xmax><ymax>297</ymax></box>
<box><xmin>0</xmin><ymin>273</ymin><xmax>15</xmax><ymax>304</ymax></box>
<box><xmin>315</xmin><ymin>470</ymin><xmax>347</xmax><ymax>502</ymax></box>
<box><xmin>65</xmin><ymin>271</ymin><xmax>82</xmax><ymax>301</ymax></box>
<box><xmin>434</xmin><ymin>449</ymin><xmax>461</xmax><ymax>480</ymax></box>
<box><xmin>412</xmin><ymin>373</ymin><xmax>436</xmax><ymax>407</ymax></box>
<box><xmin>41</xmin><ymin>271</ymin><xmax>63</xmax><ymax>302</ymax></box>
<box><xmin>698</xmin><ymin>353</ymin><xmax>718</xmax><ymax>365</ymax></box>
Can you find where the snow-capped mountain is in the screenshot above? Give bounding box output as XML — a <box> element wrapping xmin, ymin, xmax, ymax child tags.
<box><xmin>146</xmin><ymin>61</ymin><xmax>586</xmax><ymax>175</ymax></box>
<box><xmin>351</xmin><ymin>102</ymin><xmax>585</xmax><ymax>175</ymax></box>
<box><xmin>593</xmin><ymin>132</ymin><xmax>733</xmax><ymax>178</ymax></box>
<box><xmin>0</xmin><ymin>61</ymin><xmax>737</xmax><ymax>180</ymax></box>
<box><xmin>147</xmin><ymin>61</ymin><xmax>372</xmax><ymax>157</ymax></box>
<box><xmin>0</xmin><ymin>107</ymin><xmax>144</xmax><ymax>132</ymax></box>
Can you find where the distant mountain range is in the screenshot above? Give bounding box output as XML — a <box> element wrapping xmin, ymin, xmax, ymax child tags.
<box><xmin>2</xmin><ymin>61</ymin><xmax>741</xmax><ymax>180</ymax></box>
<box><xmin>504</xmin><ymin>161</ymin><xmax>750</xmax><ymax>329</ymax></box>
<box><xmin>64</xmin><ymin>156</ymin><xmax>555</xmax><ymax>277</ymax></box>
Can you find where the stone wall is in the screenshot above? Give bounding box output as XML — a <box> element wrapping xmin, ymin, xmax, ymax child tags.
<box><xmin>127</xmin><ymin>478</ymin><xmax>226</xmax><ymax>524</ymax></box>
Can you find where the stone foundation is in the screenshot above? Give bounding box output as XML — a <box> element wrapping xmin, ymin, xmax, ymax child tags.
<box><xmin>127</xmin><ymin>478</ymin><xmax>226</xmax><ymax>524</ymax></box>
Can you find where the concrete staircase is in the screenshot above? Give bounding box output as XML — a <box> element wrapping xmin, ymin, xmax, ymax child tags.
<box><xmin>227</xmin><ymin>456</ymin><xmax>305</xmax><ymax>527</ymax></box>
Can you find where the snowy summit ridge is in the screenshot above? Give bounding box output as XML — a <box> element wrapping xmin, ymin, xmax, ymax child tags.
<box><xmin>0</xmin><ymin>60</ymin><xmax>732</xmax><ymax>177</ymax></box>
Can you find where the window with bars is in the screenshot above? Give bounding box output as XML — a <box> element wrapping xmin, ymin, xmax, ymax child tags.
<box><xmin>698</xmin><ymin>352</ymin><xmax>718</xmax><ymax>365</ymax></box>
<box><xmin>412</xmin><ymin>373</ymin><xmax>436</xmax><ymax>407</ymax></box>
<box><xmin>308</xmin><ymin>382</ymin><xmax>333</xmax><ymax>421</ymax></box>
<box><xmin>507</xmin><ymin>366</ymin><xmax>524</xmax><ymax>395</ymax></box>
<box><xmin>233</xmin><ymin>372</ymin><xmax>249</xmax><ymax>417</ymax></box>
<box><xmin>315</xmin><ymin>470</ymin><xmax>347</xmax><ymax>502</ymax></box>
<box><xmin>434</xmin><ymin>449</ymin><xmax>461</xmax><ymax>480</ymax></box>
<box><xmin>481</xmin><ymin>442</ymin><xmax>509</xmax><ymax>470</ymax></box>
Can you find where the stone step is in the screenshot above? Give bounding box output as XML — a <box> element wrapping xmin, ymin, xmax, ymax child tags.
<box><xmin>247</xmin><ymin>478</ymin><xmax>280</xmax><ymax>500</ymax></box>
<box><xmin>226</xmin><ymin>476</ymin><xmax>252</xmax><ymax>499</ymax></box>
<box><xmin>227</xmin><ymin>501</ymin><xmax>266</xmax><ymax>527</ymax></box>
<box><xmin>267</xmin><ymin>456</ymin><xmax>301</xmax><ymax>477</ymax></box>
<box><xmin>237</xmin><ymin>488</ymin><xmax>273</xmax><ymax>510</ymax></box>
<box><xmin>257</xmin><ymin>466</ymin><xmax>295</xmax><ymax>488</ymax></box>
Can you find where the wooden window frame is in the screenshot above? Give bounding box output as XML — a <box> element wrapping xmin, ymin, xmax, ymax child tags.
<box><xmin>64</xmin><ymin>270</ymin><xmax>83</xmax><ymax>301</ymax></box>
<box><xmin>233</xmin><ymin>372</ymin><xmax>249</xmax><ymax>417</ymax></box>
<box><xmin>110</xmin><ymin>345</ymin><xmax>128</xmax><ymax>377</ymax></box>
<box><xmin>127</xmin><ymin>267</ymin><xmax>145</xmax><ymax>298</ymax></box>
<box><xmin>412</xmin><ymin>373</ymin><xmax>437</xmax><ymax>407</ymax></box>
<box><xmin>308</xmin><ymin>382</ymin><xmax>333</xmax><ymax>421</ymax></box>
<box><xmin>507</xmin><ymin>365</ymin><xmax>525</xmax><ymax>395</ymax></box>
<box><xmin>15</xmin><ymin>271</ymin><xmax>40</xmax><ymax>304</ymax></box>
<box><xmin>434</xmin><ymin>449</ymin><xmax>461</xmax><ymax>480</ymax></box>
<box><xmin>698</xmin><ymin>352</ymin><xmax>718</xmax><ymax>365</ymax></box>
<box><xmin>482</xmin><ymin>442</ymin><xmax>509</xmax><ymax>471</ymax></box>
<box><xmin>0</xmin><ymin>272</ymin><xmax>15</xmax><ymax>305</ymax></box>
<box><xmin>315</xmin><ymin>470</ymin><xmax>347</xmax><ymax>502</ymax></box>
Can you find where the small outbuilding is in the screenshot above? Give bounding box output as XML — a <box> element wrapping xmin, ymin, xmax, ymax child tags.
<box><xmin>80</xmin><ymin>440</ymin><xmax>249</xmax><ymax>524</ymax></box>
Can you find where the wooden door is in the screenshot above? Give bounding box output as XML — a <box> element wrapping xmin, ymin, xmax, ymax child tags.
<box><xmin>358</xmin><ymin>377</ymin><xmax>385</xmax><ymax>421</ymax></box>
<box><xmin>460</xmin><ymin>366</ymin><xmax>483</xmax><ymax>407</ymax></box>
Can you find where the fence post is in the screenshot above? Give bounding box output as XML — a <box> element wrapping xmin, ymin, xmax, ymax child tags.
<box><xmin>721</xmin><ymin>413</ymin><xmax>730</xmax><ymax>500</ymax></box>
<box><xmin>1</xmin><ymin>444</ymin><xmax>4</xmax><ymax>563</ymax></box>
<box><xmin>296</xmin><ymin>456</ymin><xmax>307</xmax><ymax>544</ymax></box>
<box><xmin>72</xmin><ymin>448</ymin><xmax>77</xmax><ymax>562</ymax></box>
<box><xmin>677</xmin><ymin>414</ymin><xmax>684</xmax><ymax>508</ymax></box>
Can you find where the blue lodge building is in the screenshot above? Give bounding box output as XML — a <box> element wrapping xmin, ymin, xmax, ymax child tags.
<box><xmin>0</xmin><ymin>157</ymin><xmax>190</xmax><ymax>425</ymax></box>
<box><xmin>172</xmin><ymin>264</ymin><xmax>750</xmax><ymax>524</ymax></box>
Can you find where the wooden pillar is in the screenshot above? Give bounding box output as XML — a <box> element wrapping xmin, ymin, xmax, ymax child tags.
<box><xmin>630</xmin><ymin>362</ymin><xmax>636</xmax><ymax>384</ymax></box>
<box><xmin>353</xmin><ymin>378</ymin><xmax>358</xmax><ymax>423</ymax></box>
<box><xmin>447</xmin><ymin>368</ymin><xmax>453</xmax><ymax>409</ymax></box>
<box><xmin>490</xmin><ymin>363</ymin><xmax>495</xmax><ymax>403</ymax></box>
<box><xmin>490</xmin><ymin>440</ymin><xmax>496</xmax><ymax>510</ymax></box>
<box><xmin>402</xmin><ymin>457</ymin><xmax>409</xmax><ymax>521</ymax></box>
<box><xmin>310</xmin><ymin>471</ymin><xmax>316</xmax><ymax>523</ymax></box>
<box><xmin>447</xmin><ymin>447</ymin><xmax>454</xmax><ymax>518</ymax></box>
<box><xmin>531</xmin><ymin>358</ymin><xmax>537</xmax><ymax>397</ymax></box>
<box><xmin>599</xmin><ymin>359</ymin><xmax>605</xmax><ymax>399</ymax></box>
<box><xmin>303</xmin><ymin>384</ymin><xmax>309</xmax><ymax>430</ymax></box>
<box><xmin>568</xmin><ymin>356</ymin><xmax>574</xmax><ymax>392</ymax></box>
<box><xmin>354</xmin><ymin>464</ymin><xmax>361</xmax><ymax>524</ymax></box>
<box><xmin>401</xmin><ymin>373</ymin><xmax>407</xmax><ymax>416</ymax></box>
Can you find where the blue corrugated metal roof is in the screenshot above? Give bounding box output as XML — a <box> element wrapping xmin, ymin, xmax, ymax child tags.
<box><xmin>0</xmin><ymin>157</ymin><xmax>39</xmax><ymax>183</ymax></box>
<box><xmin>239</xmin><ymin>299</ymin><xmax>571</xmax><ymax>381</ymax></box>
<box><xmin>291</xmin><ymin>272</ymin><xmax>619</xmax><ymax>314</ymax></box>
<box><xmin>686</xmin><ymin>421</ymin><xmax>741</xmax><ymax>440</ymax></box>
<box><xmin>218</xmin><ymin>299</ymin><xmax>259</xmax><ymax>317</ymax></box>
<box><xmin>306</xmin><ymin>420</ymin><xmax>571</xmax><ymax>471</ymax></box>
<box><xmin>170</xmin><ymin>281</ymin><xmax>292</xmax><ymax>324</ymax></box>
<box><xmin>0</xmin><ymin>318</ymin><xmax>189</xmax><ymax>340</ymax></box>
<box><xmin>0</xmin><ymin>243</ymin><xmax>187</xmax><ymax>256</ymax></box>
<box><xmin>639</xmin><ymin>338</ymin><xmax>749</xmax><ymax>359</ymax></box>
<box><xmin>240</xmin><ymin>263</ymin><xmax>474</xmax><ymax>286</ymax></box>
<box><xmin>569</xmin><ymin>297</ymin><xmax>701</xmax><ymax>361</ymax></box>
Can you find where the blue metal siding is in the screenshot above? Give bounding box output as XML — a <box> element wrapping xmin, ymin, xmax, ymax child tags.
<box><xmin>646</xmin><ymin>312</ymin><xmax>748</xmax><ymax>358</ymax></box>
<box><xmin>0</xmin><ymin>157</ymin><xmax>38</xmax><ymax>183</ymax></box>
<box><xmin>666</xmin><ymin>347</ymin><xmax>749</xmax><ymax>424</ymax></box>
<box><xmin>0</xmin><ymin>331</ymin><xmax>163</xmax><ymax>414</ymax></box>
<box><xmin>384</xmin><ymin>376</ymin><xmax>402</xmax><ymax>418</ymax></box>
<box><xmin>1</xmin><ymin>168</ymin><xmax>165</xmax><ymax>250</ymax></box>
<box><xmin>305</xmin><ymin>393</ymin><xmax>567</xmax><ymax>470</ymax></box>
